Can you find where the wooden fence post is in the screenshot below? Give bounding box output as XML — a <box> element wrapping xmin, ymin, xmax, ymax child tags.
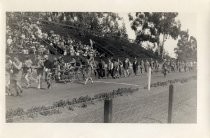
<box><xmin>104</xmin><ymin>98</ymin><xmax>113</xmax><ymax>123</ymax></box>
<box><xmin>148</xmin><ymin>67</ymin><xmax>151</xmax><ymax>91</ymax></box>
<box><xmin>168</xmin><ymin>84</ymin><xmax>174</xmax><ymax>123</ymax></box>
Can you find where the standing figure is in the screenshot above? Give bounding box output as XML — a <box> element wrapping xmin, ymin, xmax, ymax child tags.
<box><xmin>184</xmin><ymin>61</ymin><xmax>187</xmax><ymax>72</ymax></box>
<box><xmin>107</xmin><ymin>59</ymin><xmax>114</xmax><ymax>78</ymax></box>
<box><xmin>36</xmin><ymin>56</ymin><xmax>44</xmax><ymax>89</ymax></box>
<box><xmin>139</xmin><ymin>59</ymin><xmax>144</xmax><ymax>74</ymax></box>
<box><xmin>154</xmin><ymin>60</ymin><xmax>159</xmax><ymax>72</ymax></box>
<box><xmin>84</xmin><ymin>55</ymin><xmax>93</xmax><ymax>85</ymax></box>
<box><xmin>24</xmin><ymin>57</ymin><xmax>33</xmax><ymax>88</ymax></box>
<box><xmin>113</xmin><ymin>59</ymin><xmax>119</xmax><ymax>78</ymax></box>
<box><xmin>92</xmin><ymin>59</ymin><xmax>98</xmax><ymax>79</ymax></box>
<box><xmin>162</xmin><ymin>60</ymin><xmax>168</xmax><ymax>77</ymax></box>
<box><xmin>103</xmin><ymin>62</ymin><xmax>108</xmax><ymax>79</ymax></box>
<box><xmin>149</xmin><ymin>58</ymin><xmax>154</xmax><ymax>74</ymax></box>
<box><xmin>133</xmin><ymin>58</ymin><xmax>139</xmax><ymax>76</ymax></box>
<box><xmin>10</xmin><ymin>56</ymin><xmax>23</xmax><ymax>96</ymax></box>
<box><xmin>118</xmin><ymin>58</ymin><xmax>123</xmax><ymax>77</ymax></box>
<box><xmin>97</xmin><ymin>59</ymin><xmax>105</xmax><ymax>79</ymax></box>
<box><xmin>74</xmin><ymin>57</ymin><xmax>82</xmax><ymax>80</ymax></box>
<box><xmin>144</xmin><ymin>59</ymin><xmax>149</xmax><ymax>73</ymax></box>
<box><xmin>123</xmin><ymin>58</ymin><xmax>130</xmax><ymax>77</ymax></box>
<box><xmin>43</xmin><ymin>55</ymin><xmax>53</xmax><ymax>89</ymax></box>
<box><xmin>6</xmin><ymin>56</ymin><xmax>13</xmax><ymax>95</ymax></box>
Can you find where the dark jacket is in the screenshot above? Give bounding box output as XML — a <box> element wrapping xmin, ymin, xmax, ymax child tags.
<box><xmin>133</xmin><ymin>61</ymin><xmax>138</xmax><ymax>70</ymax></box>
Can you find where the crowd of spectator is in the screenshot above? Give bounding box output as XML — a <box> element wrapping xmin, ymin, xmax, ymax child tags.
<box><xmin>6</xmin><ymin>12</ymin><xmax>98</xmax><ymax>59</ymax></box>
<box><xmin>5</xmin><ymin>13</ymin><xmax>197</xmax><ymax>97</ymax></box>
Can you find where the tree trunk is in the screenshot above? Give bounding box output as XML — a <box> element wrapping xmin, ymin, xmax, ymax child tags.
<box><xmin>160</xmin><ymin>34</ymin><xmax>167</xmax><ymax>59</ymax></box>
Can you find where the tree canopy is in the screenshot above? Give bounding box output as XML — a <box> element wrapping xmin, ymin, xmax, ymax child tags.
<box><xmin>174</xmin><ymin>30</ymin><xmax>197</xmax><ymax>61</ymax></box>
<box><xmin>7</xmin><ymin>12</ymin><xmax>128</xmax><ymax>40</ymax></box>
<box><xmin>129</xmin><ymin>12</ymin><xmax>181</xmax><ymax>57</ymax></box>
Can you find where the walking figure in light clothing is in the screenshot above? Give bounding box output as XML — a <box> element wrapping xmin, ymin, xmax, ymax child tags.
<box><xmin>84</xmin><ymin>55</ymin><xmax>94</xmax><ymax>85</ymax></box>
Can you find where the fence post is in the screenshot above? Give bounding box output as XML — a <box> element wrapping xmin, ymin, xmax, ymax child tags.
<box><xmin>104</xmin><ymin>98</ymin><xmax>113</xmax><ymax>123</ymax></box>
<box><xmin>148</xmin><ymin>67</ymin><xmax>151</xmax><ymax>91</ymax></box>
<box><xmin>168</xmin><ymin>84</ymin><xmax>174</xmax><ymax>123</ymax></box>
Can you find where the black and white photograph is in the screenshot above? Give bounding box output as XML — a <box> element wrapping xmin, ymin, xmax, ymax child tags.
<box><xmin>1</xmin><ymin>0</ymin><xmax>210</xmax><ymax>137</ymax></box>
<box><xmin>5</xmin><ymin>12</ymin><xmax>198</xmax><ymax>123</ymax></box>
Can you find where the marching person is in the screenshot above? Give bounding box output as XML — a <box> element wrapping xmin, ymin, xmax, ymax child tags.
<box><xmin>162</xmin><ymin>59</ymin><xmax>168</xmax><ymax>77</ymax></box>
<box><xmin>52</xmin><ymin>57</ymin><xmax>60</xmax><ymax>82</ymax></box>
<box><xmin>80</xmin><ymin>57</ymin><xmax>88</xmax><ymax>80</ymax></box>
<box><xmin>184</xmin><ymin>61</ymin><xmax>187</xmax><ymax>72</ymax></box>
<box><xmin>23</xmin><ymin>56</ymin><xmax>33</xmax><ymax>88</ymax></box>
<box><xmin>123</xmin><ymin>58</ymin><xmax>130</xmax><ymax>77</ymax></box>
<box><xmin>113</xmin><ymin>59</ymin><xmax>120</xmax><ymax>79</ymax></box>
<box><xmin>107</xmin><ymin>58</ymin><xmax>114</xmax><ymax>78</ymax></box>
<box><xmin>92</xmin><ymin>60</ymin><xmax>98</xmax><ymax>79</ymax></box>
<box><xmin>36</xmin><ymin>56</ymin><xmax>44</xmax><ymax>89</ymax></box>
<box><xmin>133</xmin><ymin>57</ymin><xmax>139</xmax><ymax>76</ymax></box>
<box><xmin>154</xmin><ymin>60</ymin><xmax>159</xmax><ymax>72</ymax></box>
<box><xmin>6</xmin><ymin>56</ymin><xmax>12</xmax><ymax>95</ymax></box>
<box><xmin>118</xmin><ymin>58</ymin><xmax>123</xmax><ymax>77</ymax></box>
<box><xmin>74</xmin><ymin>56</ymin><xmax>82</xmax><ymax>81</ymax></box>
<box><xmin>10</xmin><ymin>56</ymin><xmax>23</xmax><ymax>96</ymax></box>
<box><xmin>97</xmin><ymin>59</ymin><xmax>105</xmax><ymax>79</ymax></box>
<box><xmin>84</xmin><ymin>55</ymin><xmax>93</xmax><ymax>85</ymax></box>
<box><xmin>144</xmin><ymin>59</ymin><xmax>149</xmax><ymax>73</ymax></box>
<box><xmin>139</xmin><ymin>59</ymin><xmax>144</xmax><ymax>74</ymax></box>
<box><xmin>149</xmin><ymin>58</ymin><xmax>154</xmax><ymax>74</ymax></box>
<box><xmin>43</xmin><ymin>55</ymin><xmax>53</xmax><ymax>89</ymax></box>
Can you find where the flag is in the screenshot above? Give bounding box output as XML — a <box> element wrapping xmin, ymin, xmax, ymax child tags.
<box><xmin>90</xmin><ymin>39</ymin><xmax>94</xmax><ymax>47</ymax></box>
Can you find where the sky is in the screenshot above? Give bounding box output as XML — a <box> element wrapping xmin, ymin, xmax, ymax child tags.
<box><xmin>118</xmin><ymin>13</ymin><xmax>197</xmax><ymax>58</ymax></box>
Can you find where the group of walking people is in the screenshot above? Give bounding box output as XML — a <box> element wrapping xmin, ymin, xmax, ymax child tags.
<box><xmin>5</xmin><ymin>54</ymin><xmax>96</xmax><ymax>96</ymax></box>
<box><xmin>94</xmin><ymin>57</ymin><xmax>160</xmax><ymax>79</ymax></box>
<box><xmin>6</xmin><ymin>53</ymin><xmax>196</xmax><ymax>97</ymax></box>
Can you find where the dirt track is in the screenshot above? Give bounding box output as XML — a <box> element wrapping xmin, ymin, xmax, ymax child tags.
<box><xmin>6</xmin><ymin>71</ymin><xmax>197</xmax><ymax>123</ymax></box>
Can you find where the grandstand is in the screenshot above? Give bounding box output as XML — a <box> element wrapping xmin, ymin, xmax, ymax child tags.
<box><xmin>6</xmin><ymin>12</ymin><xmax>160</xmax><ymax>63</ymax></box>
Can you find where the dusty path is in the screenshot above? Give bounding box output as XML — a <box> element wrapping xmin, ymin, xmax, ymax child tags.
<box><xmin>52</xmin><ymin>80</ymin><xmax>196</xmax><ymax>123</ymax></box>
<box><xmin>6</xmin><ymin>72</ymin><xmax>196</xmax><ymax>110</ymax></box>
<box><xmin>7</xmin><ymin>71</ymin><xmax>197</xmax><ymax>123</ymax></box>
